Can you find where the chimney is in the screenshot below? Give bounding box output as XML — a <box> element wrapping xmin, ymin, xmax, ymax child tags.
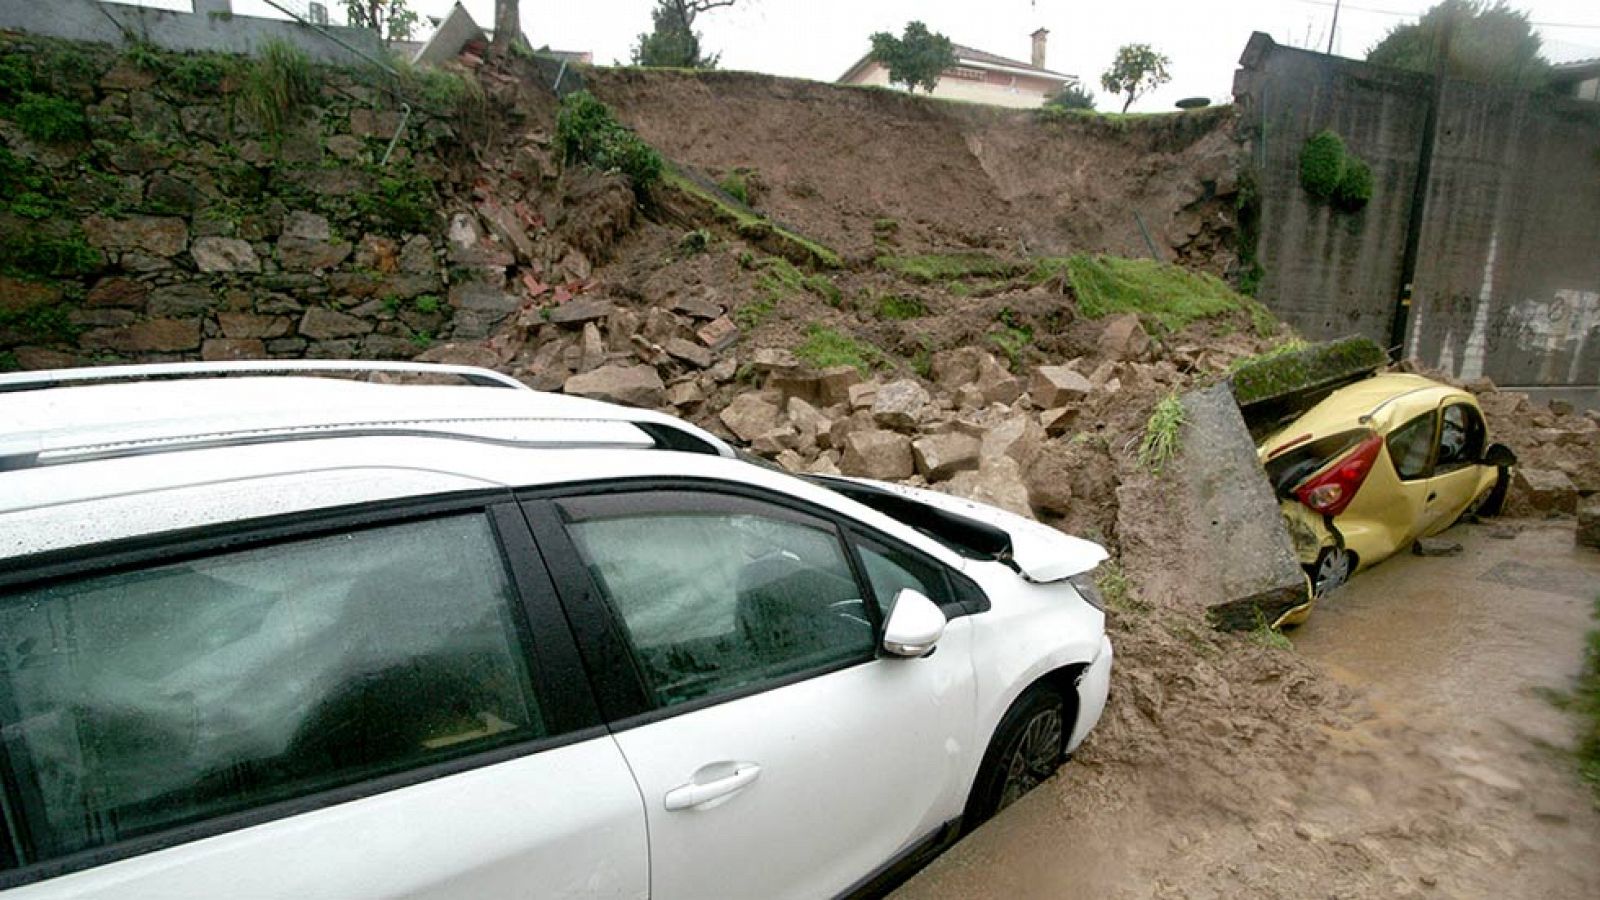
<box><xmin>1031</xmin><ymin>28</ymin><xmax>1049</xmax><ymax>69</ymax></box>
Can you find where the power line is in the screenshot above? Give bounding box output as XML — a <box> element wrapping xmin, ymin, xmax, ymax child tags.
<box><xmin>1290</xmin><ymin>0</ymin><xmax>1600</xmax><ymax>30</ymax></box>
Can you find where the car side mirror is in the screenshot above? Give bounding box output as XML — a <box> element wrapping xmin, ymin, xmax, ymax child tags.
<box><xmin>881</xmin><ymin>589</ymin><xmax>946</xmax><ymax>658</ymax></box>
<box><xmin>1482</xmin><ymin>443</ymin><xmax>1517</xmax><ymax>467</ymax></box>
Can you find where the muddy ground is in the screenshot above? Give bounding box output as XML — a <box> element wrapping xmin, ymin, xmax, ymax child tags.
<box><xmin>896</xmin><ymin>521</ymin><xmax>1600</xmax><ymax>899</ymax></box>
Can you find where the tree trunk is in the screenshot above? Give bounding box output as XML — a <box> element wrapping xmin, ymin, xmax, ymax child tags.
<box><xmin>1121</xmin><ymin>94</ymin><xmax>1134</xmax><ymax>114</ymax></box>
<box><xmin>492</xmin><ymin>0</ymin><xmax>522</xmax><ymax>52</ymax></box>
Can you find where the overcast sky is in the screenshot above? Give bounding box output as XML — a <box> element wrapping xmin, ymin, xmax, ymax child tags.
<box><xmin>204</xmin><ymin>2</ymin><xmax>1600</xmax><ymax>111</ymax></box>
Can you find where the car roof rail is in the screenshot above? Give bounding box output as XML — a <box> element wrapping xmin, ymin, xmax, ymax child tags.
<box><xmin>0</xmin><ymin>360</ymin><xmax>529</xmax><ymax>394</ymax></box>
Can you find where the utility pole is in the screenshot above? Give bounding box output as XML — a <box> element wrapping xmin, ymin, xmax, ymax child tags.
<box><xmin>1326</xmin><ymin>0</ymin><xmax>1342</xmax><ymax>55</ymax></box>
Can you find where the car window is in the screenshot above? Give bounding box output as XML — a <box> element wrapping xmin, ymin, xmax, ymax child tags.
<box><xmin>1436</xmin><ymin>403</ymin><xmax>1486</xmax><ymax>471</ymax></box>
<box><xmin>0</xmin><ymin>515</ymin><xmax>544</xmax><ymax>869</ymax></box>
<box><xmin>854</xmin><ymin>535</ymin><xmax>956</xmax><ymax>615</ymax></box>
<box><xmin>559</xmin><ymin>493</ymin><xmax>873</xmax><ymax>708</ymax></box>
<box><xmin>1386</xmin><ymin>412</ymin><xmax>1436</xmax><ymax>481</ymax></box>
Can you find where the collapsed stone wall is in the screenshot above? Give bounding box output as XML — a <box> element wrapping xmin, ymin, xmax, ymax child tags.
<box><xmin>0</xmin><ymin>36</ymin><xmax>561</xmax><ymax>370</ymax></box>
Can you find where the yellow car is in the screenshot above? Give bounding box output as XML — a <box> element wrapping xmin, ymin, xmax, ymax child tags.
<box><xmin>1256</xmin><ymin>374</ymin><xmax>1515</xmax><ymax>598</ymax></box>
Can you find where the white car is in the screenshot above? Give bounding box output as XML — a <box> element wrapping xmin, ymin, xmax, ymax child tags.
<box><xmin>0</xmin><ymin>362</ymin><xmax>1112</xmax><ymax>900</ymax></box>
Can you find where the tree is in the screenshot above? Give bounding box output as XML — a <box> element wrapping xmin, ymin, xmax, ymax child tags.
<box><xmin>491</xmin><ymin>0</ymin><xmax>525</xmax><ymax>53</ymax></box>
<box><xmin>1046</xmin><ymin>83</ymin><xmax>1096</xmax><ymax>111</ymax></box>
<box><xmin>1100</xmin><ymin>44</ymin><xmax>1171</xmax><ymax>113</ymax></box>
<box><xmin>867</xmin><ymin>21</ymin><xmax>957</xmax><ymax>95</ymax></box>
<box><xmin>343</xmin><ymin>0</ymin><xmax>418</xmax><ymax>42</ymax></box>
<box><xmin>1366</xmin><ymin>0</ymin><xmax>1550</xmax><ymax>89</ymax></box>
<box><xmin>631</xmin><ymin>0</ymin><xmax>738</xmax><ymax>68</ymax></box>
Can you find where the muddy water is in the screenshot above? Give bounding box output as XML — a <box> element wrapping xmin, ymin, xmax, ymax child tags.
<box><xmin>897</xmin><ymin>521</ymin><xmax>1600</xmax><ymax>899</ymax></box>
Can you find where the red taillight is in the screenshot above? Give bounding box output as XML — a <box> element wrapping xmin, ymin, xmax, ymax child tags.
<box><xmin>1293</xmin><ymin>433</ymin><xmax>1383</xmax><ymax>517</ymax></box>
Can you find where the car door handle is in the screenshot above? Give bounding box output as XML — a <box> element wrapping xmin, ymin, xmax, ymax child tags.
<box><xmin>664</xmin><ymin>763</ymin><xmax>762</xmax><ymax>811</ymax></box>
<box><xmin>1427</xmin><ymin>492</ymin><xmax>1438</xmax><ymax>502</ymax></box>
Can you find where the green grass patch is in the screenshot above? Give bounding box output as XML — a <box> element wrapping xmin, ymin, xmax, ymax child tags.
<box><xmin>1096</xmin><ymin>560</ymin><xmax>1146</xmax><ymax>614</ymax></box>
<box><xmin>733</xmin><ymin>295</ymin><xmax>776</xmax><ymax>330</ymax></box>
<box><xmin>718</xmin><ymin>170</ymin><xmax>749</xmax><ymax>205</ymax></box>
<box><xmin>987</xmin><ymin>325</ymin><xmax>1032</xmax><ymax>370</ymax></box>
<box><xmin>877</xmin><ymin>252</ymin><xmax>1023</xmax><ymax>283</ymax></box>
<box><xmin>1229</xmin><ymin>335</ymin><xmax>1387</xmax><ymax>408</ymax></box>
<box><xmin>0</xmin><ymin>303</ymin><xmax>81</xmax><ymax>344</ymax></box>
<box><xmin>875</xmin><ymin>294</ymin><xmax>925</xmax><ymax>320</ymax></box>
<box><xmin>1227</xmin><ymin>337</ymin><xmax>1310</xmax><ymax>374</ymax></box>
<box><xmin>661</xmin><ymin>168</ymin><xmax>841</xmax><ymax>269</ymax></box>
<box><xmin>795</xmin><ymin>325</ymin><xmax>889</xmax><ymax>373</ymax></box>
<box><xmin>749</xmin><ymin>255</ymin><xmax>841</xmax><ymax>309</ymax></box>
<box><xmin>1065</xmin><ymin>254</ymin><xmax>1268</xmax><ymax>335</ymax></box>
<box><xmin>1248</xmin><ymin>610</ymin><xmax>1294</xmax><ymax>651</ymax></box>
<box><xmin>1138</xmin><ymin>392</ymin><xmax>1186</xmax><ymax>475</ymax></box>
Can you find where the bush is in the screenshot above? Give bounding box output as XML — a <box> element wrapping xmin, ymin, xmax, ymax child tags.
<box><xmin>1299</xmin><ymin>130</ymin><xmax>1346</xmax><ymax>200</ymax></box>
<box><xmin>170</xmin><ymin>55</ymin><xmax>231</xmax><ymax>96</ymax></box>
<box><xmin>238</xmin><ymin>41</ymin><xmax>317</xmax><ymax>136</ymax></box>
<box><xmin>0</xmin><ymin>231</ymin><xmax>101</xmax><ymax>278</ymax></box>
<box><xmin>556</xmin><ymin>91</ymin><xmax>663</xmax><ymax>189</ymax></box>
<box><xmin>1333</xmin><ymin>158</ymin><xmax>1374</xmax><ymax>211</ymax></box>
<box><xmin>0</xmin><ymin>54</ymin><xmax>32</xmax><ymax>100</ymax></box>
<box><xmin>10</xmin><ymin>93</ymin><xmax>86</xmax><ymax>143</ymax></box>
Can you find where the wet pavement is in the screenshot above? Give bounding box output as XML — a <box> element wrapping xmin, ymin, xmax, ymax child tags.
<box><xmin>896</xmin><ymin>520</ymin><xmax>1600</xmax><ymax>899</ymax></box>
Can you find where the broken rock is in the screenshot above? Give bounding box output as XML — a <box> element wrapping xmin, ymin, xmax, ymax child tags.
<box><xmin>719</xmin><ymin>393</ymin><xmax>783</xmax><ymax>442</ymax></box>
<box><xmin>817</xmin><ymin>365</ymin><xmax>863</xmax><ymax>406</ymax></box>
<box><xmin>1030</xmin><ymin>365</ymin><xmax>1092</xmax><ymax>408</ymax></box>
<box><xmin>1098</xmin><ymin>313</ymin><xmax>1151</xmax><ymax>360</ymax></box>
<box><xmin>872</xmin><ymin>379</ymin><xmax>930</xmax><ymax>431</ymax></box>
<box><xmin>563</xmin><ymin>364</ymin><xmax>665</xmax><ymax>408</ymax></box>
<box><xmin>1578</xmin><ymin>499</ymin><xmax>1600</xmax><ymax>549</ymax></box>
<box><xmin>975</xmin><ymin>353</ymin><xmax>1023</xmax><ymax>405</ymax></box>
<box><xmin>1515</xmin><ymin>468</ymin><xmax>1578</xmax><ymax>515</ymax></box>
<box><xmin>944</xmin><ymin>458</ymin><xmax>1033</xmax><ymax>519</ymax></box>
<box><xmin>665</xmin><ymin>337</ymin><xmax>713</xmax><ymax>369</ymax></box>
<box><xmin>547</xmin><ymin>299</ymin><xmax>615</xmax><ymax>326</ymax></box>
<box><xmin>912</xmin><ymin>432</ymin><xmax>981</xmax><ymax>482</ymax></box>
<box><xmin>841</xmin><ymin>430</ymin><xmax>915</xmax><ymax>480</ymax></box>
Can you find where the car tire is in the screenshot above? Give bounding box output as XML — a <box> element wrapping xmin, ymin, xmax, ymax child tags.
<box><xmin>964</xmin><ymin>683</ymin><xmax>1072</xmax><ymax>829</ymax></box>
<box><xmin>1307</xmin><ymin>545</ymin><xmax>1355</xmax><ymax>598</ymax></box>
<box><xmin>1474</xmin><ymin>466</ymin><xmax>1511</xmax><ymax>518</ymax></box>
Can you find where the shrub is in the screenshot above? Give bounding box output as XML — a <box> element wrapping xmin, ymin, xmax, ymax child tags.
<box><xmin>875</xmin><ymin>294</ymin><xmax>926</xmax><ymax>320</ymax></box>
<box><xmin>1333</xmin><ymin>158</ymin><xmax>1374</xmax><ymax>211</ymax></box>
<box><xmin>354</xmin><ymin>169</ymin><xmax>437</xmax><ymax>234</ymax></box>
<box><xmin>170</xmin><ymin>55</ymin><xmax>231</xmax><ymax>95</ymax></box>
<box><xmin>11</xmin><ymin>93</ymin><xmax>87</xmax><ymax>143</ymax></box>
<box><xmin>1138</xmin><ymin>392</ymin><xmax>1186</xmax><ymax>474</ymax></box>
<box><xmin>0</xmin><ymin>54</ymin><xmax>33</xmax><ymax>100</ymax></box>
<box><xmin>718</xmin><ymin>170</ymin><xmax>749</xmax><ymax>205</ymax></box>
<box><xmin>556</xmin><ymin>91</ymin><xmax>663</xmax><ymax>189</ymax></box>
<box><xmin>1298</xmin><ymin>130</ymin><xmax>1346</xmax><ymax>201</ymax></box>
<box><xmin>238</xmin><ymin>40</ymin><xmax>317</xmax><ymax>136</ymax></box>
<box><xmin>0</xmin><ymin>232</ymin><xmax>100</xmax><ymax>278</ymax></box>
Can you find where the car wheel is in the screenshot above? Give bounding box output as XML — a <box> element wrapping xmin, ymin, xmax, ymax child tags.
<box><xmin>1474</xmin><ymin>466</ymin><xmax>1511</xmax><ymax>518</ymax></box>
<box><xmin>1308</xmin><ymin>546</ymin><xmax>1354</xmax><ymax>598</ymax></box>
<box><xmin>965</xmin><ymin>684</ymin><xmax>1070</xmax><ymax>827</ymax></box>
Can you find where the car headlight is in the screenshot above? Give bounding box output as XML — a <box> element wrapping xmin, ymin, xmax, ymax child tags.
<box><xmin>1067</xmin><ymin>572</ymin><xmax>1104</xmax><ymax>611</ymax></box>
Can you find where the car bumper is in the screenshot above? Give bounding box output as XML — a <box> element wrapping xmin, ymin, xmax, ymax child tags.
<box><xmin>1067</xmin><ymin>635</ymin><xmax>1113</xmax><ymax>752</ymax></box>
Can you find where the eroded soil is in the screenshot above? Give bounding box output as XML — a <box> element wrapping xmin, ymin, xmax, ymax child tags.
<box><xmin>897</xmin><ymin>522</ymin><xmax>1600</xmax><ymax>899</ymax></box>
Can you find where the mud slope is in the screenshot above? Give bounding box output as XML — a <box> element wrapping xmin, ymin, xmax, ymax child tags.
<box><xmin>585</xmin><ymin>69</ymin><xmax>1243</xmax><ymax>267</ymax></box>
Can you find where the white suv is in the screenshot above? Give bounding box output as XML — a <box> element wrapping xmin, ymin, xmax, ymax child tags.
<box><xmin>0</xmin><ymin>362</ymin><xmax>1112</xmax><ymax>900</ymax></box>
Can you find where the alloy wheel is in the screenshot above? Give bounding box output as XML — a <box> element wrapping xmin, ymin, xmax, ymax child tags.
<box><xmin>997</xmin><ymin>707</ymin><xmax>1063</xmax><ymax>812</ymax></box>
<box><xmin>1313</xmin><ymin>547</ymin><xmax>1352</xmax><ymax>597</ymax></box>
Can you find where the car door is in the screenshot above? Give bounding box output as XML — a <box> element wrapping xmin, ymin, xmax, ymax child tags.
<box><xmin>0</xmin><ymin>500</ymin><xmax>648</xmax><ymax>899</ymax></box>
<box><xmin>1380</xmin><ymin>409</ymin><xmax>1439</xmax><ymax>545</ymax></box>
<box><xmin>524</xmin><ymin>487</ymin><xmax>979</xmax><ymax>900</ymax></box>
<box><xmin>1420</xmin><ymin>401</ymin><xmax>1490</xmax><ymax>536</ymax></box>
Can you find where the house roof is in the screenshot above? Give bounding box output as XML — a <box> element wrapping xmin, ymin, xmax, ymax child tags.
<box><xmin>1551</xmin><ymin>56</ymin><xmax>1600</xmax><ymax>82</ymax></box>
<box><xmin>838</xmin><ymin>39</ymin><xmax>1077</xmax><ymax>84</ymax></box>
<box><xmin>949</xmin><ymin>44</ymin><xmax>1073</xmax><ymax>79</ymax></box>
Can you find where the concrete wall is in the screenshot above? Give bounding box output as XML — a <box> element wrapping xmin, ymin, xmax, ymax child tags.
<box><xmin>1233</xmin><ymin>34</ymin><xmax>1428</xmax><ymax>343</ymax></box>
<box><xmin>0</xmin><ymin>0</ymin><xmax>383</xmax><ymax>66</ymax></box>
<box><xmin>1235</xmin><ymin>33</ymin><xmax>1600</xmax><ymax>399</ymax></box>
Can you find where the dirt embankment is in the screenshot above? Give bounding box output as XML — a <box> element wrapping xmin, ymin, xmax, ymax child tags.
<box><xmin>584</xmin><ymin>68</ymin><xmax>1244</xmax><ymax>272</ymax></box>
<box><xmin>450</xmin><ymin>56</ymin><xmax>1600</xmax><ymax>898</ymax></box>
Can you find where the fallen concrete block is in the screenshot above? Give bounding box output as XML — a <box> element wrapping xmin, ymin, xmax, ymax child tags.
<box><xmin>1178</xmin><ymin>383</ymin><xmax>1310</xmax><ymax>630</ymax></box>
<box><xmin>1412</xmin><ymin>538</ymin><xmax>1464</xmax><ymax>557</ymax></box>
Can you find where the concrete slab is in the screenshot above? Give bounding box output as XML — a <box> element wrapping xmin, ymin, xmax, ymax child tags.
<box><xmin>1178</xmin><ymin>382</ymin><xmax>1309</xmax><ymax>629</ymax></box>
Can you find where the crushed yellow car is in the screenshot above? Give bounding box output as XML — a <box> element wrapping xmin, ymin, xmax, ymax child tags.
<box><xmin>1255</xmin><ymin>373</ymin><xmax>1515</xmax><ymax>598</ymax></box>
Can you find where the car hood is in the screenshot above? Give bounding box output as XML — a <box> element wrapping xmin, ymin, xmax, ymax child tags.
<box><xmin>834</xmin><ymin>477</ymin><xmax>1108</xmax><ymax>583</ymax></box>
